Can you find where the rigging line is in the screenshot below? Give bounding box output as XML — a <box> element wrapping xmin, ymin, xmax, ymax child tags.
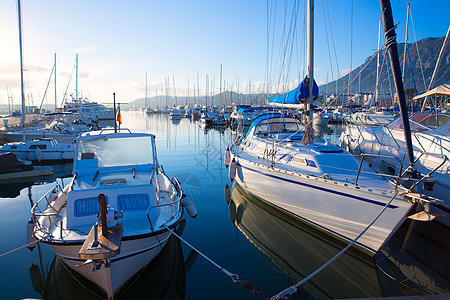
<box><xmin>23</xmin><ymin>0</ymin><xmax>51</xmax><ymax>53</ymax></box>
<box><xmin>321</xmin><ymin>0</ymin><xmax>335</xmax><ymax>84</ymax></box>
<box><xmin>373</xmin><ymin>47</ymin><xmax>389</xmax><ymax>108</ymax></box>
<box><xmin>60</xmin><ymin>61</ymin><xmax>76</xmax><ymax>108</ymax></box>
<box><xmin>347</xmin><ymin>0</ymin><xmax>353</xmax><ymax>97</ymax></box>
<box><xmin>409</xmin><ymin>12</ymin><xmax>427</xmax><ymax>90</ymax></box>
<box><xmin>0</xmin><ymin>0</ymin><xmax>14</xmax><ymax>45</ymax></box>
<box><xmin>271</xmin><ymin>190</ymin><xmax>400</xmax><ymax>300</ymax></box>
<box><xmin>317</xmin><ymin>37</ymin><xmax>394</xmax><ymax>116</ymax></box>
<box><xmin>325</xmin><ymin>0</ymin><xmax>341</xmax><ymax>100</ymax></box>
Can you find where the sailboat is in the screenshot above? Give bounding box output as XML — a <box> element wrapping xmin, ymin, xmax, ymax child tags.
<box><xmin>227</xmin><ymin>0</ymin><xmax>419</xmax><ymax>255</ymax></box>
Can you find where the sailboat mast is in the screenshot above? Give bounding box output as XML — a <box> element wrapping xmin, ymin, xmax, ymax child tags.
<box><xmin>145</xmin><ymin>72</ymin><xmax>148</xmax><ymax>108</ymax></box>
<box><xmin>75</xmin><ymin>54</ymin><xmax>78</xmax><ymax>101</ymax></box>
<box><xmin>375</xmin><ymin>19</ymin><xmax>381</xmax><ymax>105</ymax></box>
<box><xmin>379</xmin><ymin>0</ymin><xmax>416</xmax><ymax>173</ymax></box>
<box><xmin>307</xmin><ymin>0</ymin><xmax>314</xmax><ymax>120</ymax></box>
<box><xmin>17</xmin><ymin>0</ymin><xmax>26</xmax><ymax>139</ymax></box>
<box><xmin>54</xmin><ymin>53</ymin><xmax>57</xmax><ymax>111</ymax></box>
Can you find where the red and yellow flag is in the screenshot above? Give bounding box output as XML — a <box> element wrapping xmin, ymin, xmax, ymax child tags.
<box><xmin>116</xmin><ymin>107</ymin><xmax>122</xmax><ymax>125</ymax></box>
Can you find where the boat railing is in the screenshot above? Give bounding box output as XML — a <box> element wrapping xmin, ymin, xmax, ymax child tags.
<box><xmin>98</xmin><ymin>128</ymin><xmax>132</xmax><ymax>134</ymax></box>
<box><xmin>356</xmin><ymin>153</ymin><xmax>403</xmax><ymax>192</ymax></box>
<box><xmin>408</xmin><ymin>152</ymin><xmax>448</xmax><ymax>192</ymax></box>
<box><xmin>146</xmin><ymin>175</ymin><xmax>183</xmax><ymax>231</ymax></box>
<box><xmin>31</xmin><ymin>176</ymin><xmax>75</xmax><ymax>237</ymax></box>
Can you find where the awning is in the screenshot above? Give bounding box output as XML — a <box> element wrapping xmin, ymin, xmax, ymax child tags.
<box><xmin>413</xmin><ymin>83</ymin><xmax>450</xmax><ymax>99</ymax></box>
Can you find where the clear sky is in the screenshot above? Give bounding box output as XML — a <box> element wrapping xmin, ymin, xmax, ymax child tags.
<box><xmin>0</xmin><ymin>0</ymin><xmax>448</xmax><ymax>107</ymax></box>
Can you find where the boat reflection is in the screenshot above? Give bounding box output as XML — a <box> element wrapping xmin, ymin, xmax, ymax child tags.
<box><xmin>32</xmin><ymin>234</ymin><xmax>192</xmax><ymax>299</ymax></box>
<box><xmin>227</xmin><ymin>182</ymin><xmax>449</xmax><ymax>298</ymax></box>
<box><xmin>0</xmin><ymin>163</ymin><xmax>73</xmax><ymax>198</ymax></box>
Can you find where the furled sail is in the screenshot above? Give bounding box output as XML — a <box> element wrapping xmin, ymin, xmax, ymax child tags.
<box><xmin>268</xmin><ymin>76</ymin><xmax>319</xmax><ymax>104</ymax></box>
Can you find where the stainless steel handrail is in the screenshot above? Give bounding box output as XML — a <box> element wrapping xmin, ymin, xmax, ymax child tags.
<box><xmin>408</xmin><ymin>152</ymin><xmax>448</xmax><ymax>192</ymax></box>
<box><xmin>355</xmin><ymin>153</ymin><xmax>403</xmax><ymax>191</ymax></box>
<box><xmin>146</xmin><ymin>175</ymin><xmax>183</xmax><ymax>231</ymax></box>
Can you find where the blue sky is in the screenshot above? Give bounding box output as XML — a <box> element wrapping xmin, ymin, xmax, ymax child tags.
<box><xmin>0</xmin><ymin>0</ymin><xmax>448</xmax><ymax>107</ymax></box>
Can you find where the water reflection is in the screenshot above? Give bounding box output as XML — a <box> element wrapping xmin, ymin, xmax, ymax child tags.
<box><xmin>227</xmin><ymin>182</ymin><xmax>449</xmax><ymax>298</ymax></box>
<box><xmin>0</xmin><ymin>163</ymin><xmax>73</xmax><ymax>198</ymax></box>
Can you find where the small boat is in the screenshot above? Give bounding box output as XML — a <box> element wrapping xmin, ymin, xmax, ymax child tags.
<box><xmin>30</xmin><ymin>129</ymin><xmax>196</xmax><ymax>298</ymax></box>
<box><xmin>0</xmin><ymin>137</ymin><xmax>74</xmax><ymax>164</ymax></box>
<box><xmin>169</xmin><ymin>108</ymin><xmax>183</xmax><ymax>119</ymax></box>
<box><xmin>0</xmin><ymin>152</ymin><xmax>53</xmax><ymax>184</ymax></box>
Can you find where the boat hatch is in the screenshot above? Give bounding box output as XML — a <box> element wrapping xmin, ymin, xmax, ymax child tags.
<box><xmin>99</xmin><ymin>178</ymin><xmax>127</xmax><ymax>185</ymax></box>
<box><xmin>292</xmin><ymin>156</ymin><xmax>307</xmax><ymax>165</ymax></box>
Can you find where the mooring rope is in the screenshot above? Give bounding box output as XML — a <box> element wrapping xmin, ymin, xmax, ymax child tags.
<box><xmin>0</xmin><ymin>240</ymin><xmax>39</xmax><ymax>258</ymax></box>
<box><xmin>271</xmin><ymin>191</ymin><xmax>399</xmax><ymax>300</ymax></box>
<box><xmin>164</xmin><ymin>225</ymin><xmax>269</xmax><ymax>299</ymax></box>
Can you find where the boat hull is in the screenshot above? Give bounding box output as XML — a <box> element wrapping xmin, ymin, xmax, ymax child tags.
<box><xmin>47</xmin><ymin>230</ymin><xmax>172</xmax><ymax>297</ymax></box>
<box><xmin>232</xmin><ymin>156</ymin><xmax>412</xmax><ymax>255</ymax></box>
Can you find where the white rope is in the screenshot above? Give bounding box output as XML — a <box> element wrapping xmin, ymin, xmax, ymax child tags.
<box><xmin>163</xmin><ymin>225</ymin><xmax>239</xmax><ymax>282</ymax></box>
<box><xmin>271</xmin><ymin>191</ymin><xmax>399</xmax><ymax>300</ymax></box>
<box><xmin>0</xmin><ymin>240</ymin><xmax>39</xmax><ymax>258</ymax></box>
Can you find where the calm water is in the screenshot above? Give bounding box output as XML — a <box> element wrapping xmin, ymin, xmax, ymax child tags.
<box><xmin>0</xmin><ymin>111</ymin><xmax>448</xmax><ymax>299</ymax></box>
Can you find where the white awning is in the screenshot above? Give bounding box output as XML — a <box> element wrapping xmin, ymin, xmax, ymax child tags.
<box><xmin>413</xmin><ymin>83</ymin><xmax>450</xmax><ymax>99</ymax></box>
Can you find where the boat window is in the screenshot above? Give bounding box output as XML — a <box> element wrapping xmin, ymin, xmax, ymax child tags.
<box><xmin>118</xmin><ymin>194</ymin><xmax>150</xmax><ymax>211</ymax></box>
<box><xmin>77</xmin><ymin>135</ymin><xmax>154</xmax><ymax>167</ymax></box>
<box><xmin>29</xmin><ymin>145</ymin><xmax>47</xmax><ymax>150</ymax></box>
<box><xmin>10</xmin><ymin>145</ymin><xmax>17</xmax><ymax>149</ymax></box>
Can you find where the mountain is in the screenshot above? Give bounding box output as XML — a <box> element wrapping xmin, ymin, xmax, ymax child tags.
<box><xmin>321</xmin><ymin>36</ymin><xmax>450</xmax><ymax>96</ymax></box>
<box><xmin>126</xmin><ymin>35</ymin><xmax>448</xmax><ymax>109</ymax></box>
<box><xmin>123</xmin><ymin>91</ymin><xmax>268</xmax><ymax>109</ymax></box>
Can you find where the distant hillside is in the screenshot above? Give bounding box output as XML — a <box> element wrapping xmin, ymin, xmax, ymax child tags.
<box><xmin>126</xmin><ymin>35</ymin><xmax>448</xmax><ymax>109</ymax></box>
<box><xmin>321</xmin><ymin>36</ymin><xmax>450</xmax><ymax>95</ymax></box>
<box><xmin>124</xmin><ymin>91</ymin><xmax>268</xmax><ymax>109</ymax></box>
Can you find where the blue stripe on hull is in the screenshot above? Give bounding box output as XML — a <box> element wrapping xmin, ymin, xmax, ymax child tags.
<box><xmin>238</xmin><ymin>163</ymin><xmax>398</xmax><ymax>208</ymax></box>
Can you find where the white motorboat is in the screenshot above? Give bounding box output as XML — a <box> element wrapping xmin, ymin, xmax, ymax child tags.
<box><xmin>2</xmin><ymin>119</ymin><xmax>92</xmax><ymax>144</ymax></box>
<box><xmin>30</xmin><ymin>129</ymin><xmax>196</xmax><ymax>298</ymax></box>
<box><xmin>64</xmin><ymin>97</ymin><xmax>115</xmax><ymax>126</ymax></box>
<box><xmin>228</xmin><ymin>113</ymin><xmax>413</xmax><ymax>255</ymax></box>
<box><xmin>169</xmin><ymin>108</ymin><xmax>183</xmax><ymax>119</ymax></box>
<box><xmin>0</xmin><ymin>137</ymin><xmax>74</xmax><ymax>163</ymax></box>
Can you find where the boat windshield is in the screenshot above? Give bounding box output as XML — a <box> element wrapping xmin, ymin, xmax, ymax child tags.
<box><xmin>77</xmin><ymin>135</ymin><xmax>154</xmax><ymax>168</ymax></box>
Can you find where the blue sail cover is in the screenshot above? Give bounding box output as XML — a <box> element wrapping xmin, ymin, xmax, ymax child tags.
<box><xmin>268</xmin><ymin>76</ymin><xmax>319</xmax><ymax>104</ymax></box>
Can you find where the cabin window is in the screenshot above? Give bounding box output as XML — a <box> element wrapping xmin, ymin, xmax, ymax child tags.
<box><xmin>118</xmin><ymin>194</ymin><xmax>150</xmax><ymax>211</ymax></box>
<box><xmin>29</xmin><ymin>145</ymin><xmax>47</xmax><ymax>150</ymax></box>
<box><xmin>11</xmin><ymin>145</ymin><xmax>17</xmax><ymax>149</ymax></box>
<box><xmin>74</xmin><ymin>196</ymin><xmax>108</xmax><ymax>217</ymax></box>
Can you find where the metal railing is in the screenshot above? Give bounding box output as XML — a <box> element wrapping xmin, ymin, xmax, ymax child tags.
<box><xmin>31</xmin><ymin>176</ymin><xmax>75</xmax><ymax>238</ymax></box>
<box><xmin>146</xmin><ymin>174</ymin><xmax>183</xmax><ymax>231</ymax></box>
<box><xmin>355</xmin><ymin>153</ymin><xmax>404</xmax><ymax>192</ymax></box>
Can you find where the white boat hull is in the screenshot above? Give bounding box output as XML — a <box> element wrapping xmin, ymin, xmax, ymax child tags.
<box><xmin>49</xmin><ymin>230</ymin><xmax>171</xmax><ymax>297</ymax></box>
<box><xmin>232</xmin><ymin>156</ymin><xmax>412</xmax><ymax>255</ymax></box>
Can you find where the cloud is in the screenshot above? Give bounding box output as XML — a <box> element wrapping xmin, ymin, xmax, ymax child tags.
<box><xmin>72</xmin><ymin>46</ymin><xmax>100</xmax><ymax>53</ymax></box>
